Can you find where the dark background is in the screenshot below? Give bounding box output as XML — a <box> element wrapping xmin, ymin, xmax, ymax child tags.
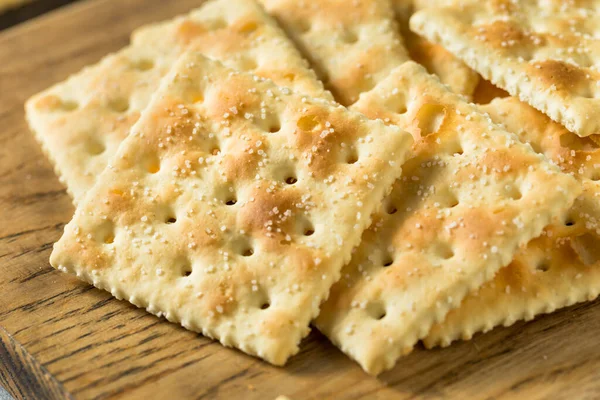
<box><xmin>0</xmin><ymin>0</ymin><xmax>80</xmax><ymax>30</ymax></box>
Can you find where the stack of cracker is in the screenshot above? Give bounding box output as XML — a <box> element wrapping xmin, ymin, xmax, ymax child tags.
<box><xmin>24</xmin><ymin>0</ymin><xmax>596</xmax><ymax>376</ymax></box>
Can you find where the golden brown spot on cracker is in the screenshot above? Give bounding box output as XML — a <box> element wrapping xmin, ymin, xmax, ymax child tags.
<box><xmin>473</xmin><ymin>20</ymin><xmax>543</xmax><ymax>60</ymax></box>
<box><xmin>36</xmin><ymin>95</ymin><xmax>78</xmax><ymax>112</ymax></box>
<box><xmin>297</xmin><ymin>114</ymin><xmax>320</xmax><ymax>131</ymax></box>
<box><xmin>219</xmin><ymin>140</ymin><xmax>263</xmax><ymax>182</ymax></box>
<box><xmin>528</xmin><ymin>59</ymin><xmax>592</xmax><ymax>97</ymax></box>
<box><xmin>142</xmin><ymin>152</ymin><xmax>161</xmax><ymax>174</ymax></box>
<box><xmin>192</xmin><ymin>93</ymin><xmax>204</xmax><ymax>104</ymax></box>
<box><xmin>475</xmin><ymin>21</ymin><xmax>531</xmax><ymax>47</ymax></box>
<box><xmin>238</xmin><ymin>20</ymin><xmax>258</xmax><ymax>35</ymax></box>
<box><xmin>176</xmin><ymin>20</ymin><xmax>208</xmax><ymax>45</ymax></box>
<box><xmin>237</xmin><ymin>184</ymin><xmax>303</xmax><ymax>240</ymax></box>
<box><xmin>147</xmin><ymin>162</ymin><xmax>160</xmax><ymax>174</ymax></box>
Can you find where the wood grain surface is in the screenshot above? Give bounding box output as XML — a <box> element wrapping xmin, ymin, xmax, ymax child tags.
<box><xmin>0</xmin><ymin>0</ymin><xmax>80</xmax><ymax>31</ymax></box>
<box><xmin>2</xmin><ymin>0</ymin><xmax>600</xmax><ymax>399</ymax></box>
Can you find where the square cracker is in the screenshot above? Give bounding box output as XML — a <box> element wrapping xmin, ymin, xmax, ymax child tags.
<box><xmin>424</xmin><ymin>96</ymin><xmax>600</xmax><ymax>348</ymax></box>
<box><xmin>25</xmin><ymin>0</ymin><xmax>331</xmax><ymax>203</ymax></box>
<box><xmin>391</xmin><ymin>0</ymin><xmax>479</xmax><ymax>97</ymax></box>
<box><xmin>411</xmin><ymin>1</ymin><xmax>600</xmax><ymax>137</ymax></box>
<box><xmin>258</xmin><ymin>0</ymin><xmax>409</xmax><ymax>106</ymax></box>
<box><xmin>49</xmin><ymin>53</ymin><xmax>413</xmax><ymax>365</ymax></box>
<box><xmin>314</xmin><ymin>62</ymin><xmax>580</xmax><ymax>375</ymax></box>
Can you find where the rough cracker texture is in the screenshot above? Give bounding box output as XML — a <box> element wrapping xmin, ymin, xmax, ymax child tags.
<box><xmin>50</xmin><ymin>54</ymin><xmax>413</xmax><ymax>366</ymax></box>
<box><xmin>25</xmin><ymin>0</ymin><xmax>331</xmax><ymax>203</ymax></box>
<box><xmin>259</xmin><ymin>0</ymin><xmax>409</xmax><ymax>106</ymax></box>
<box><xmin>314</xmin><ymin>62</ymin><xmax>581</xmax><ymax>375</ymax></box>
<box><xmin>391</xmin><ymin>0</ymin><xmax>479</xmax><ymax>97</ymax></box>
<box><xmin>411</xmin><ymin>0</ymin><xmax>600</xmax><ymax>137</ymax></box>
<box><xmin>412</xmin><ymin>0</ymin><xmax>473</xmax><ymax>7</ymax></box>
<box><xmin>425</xmin><ymin>97</ymin><xmax>600</xmax><ymax>347</ymax></box>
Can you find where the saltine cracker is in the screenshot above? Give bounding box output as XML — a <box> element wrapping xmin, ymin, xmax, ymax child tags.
<box><xmin>258</xmin><ymin>0</ymin><xmax>410</xmax><ymax>106</ymax></box>
<box><xmin>50</xmin><ymin>54</ymin><xmax>413</xmax><ymax>365</ymax></box>
<box><xmin>25</xmin><ymin>0</ymin><xmax>331</xmax><ymax>202</ymax></box>
<box><xmin>391</xmin><ymin>0</ymin><xmax>479</xmax><ymax>97</ymax></box>
<box><xmin>425</xmin><ymin>97</ymin><xmax>600</xmax><ymax>347</ymax></box>
<box><xmin>314</xmin><ymin>62</ymin><xmax>581</xmax><ymax>375</ymax></box>
<box><xmin>411</xmin><ymin>0</ymin><xmax>600</xmax><ymax>137</ymax></box>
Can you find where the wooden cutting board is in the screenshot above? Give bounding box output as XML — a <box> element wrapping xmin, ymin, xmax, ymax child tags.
<box><xmin>2</xmin><ymin>1</ymin><xmax>600</xmax><ymax>399</ymax></box>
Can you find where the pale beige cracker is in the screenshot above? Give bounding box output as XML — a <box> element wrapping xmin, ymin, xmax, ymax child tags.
<box><xmin>391</xmin><ymin>0</ymin><xmax>479</xmax><ymax>97</ymax></box>
<box><xmin>412</xmin><ymin>0</ymin><xmax>474</xmax><ymax>8</ymax></box>
<box><xmin>314</xmin><ymin>62</ymin><xmax>580</xmax><ymax>375</ymax></box>
<box><xmin>425</xmin><ymin>96</ymin><xmax>600</xmax><ymax>348</ymax></box>
<box><xmin>258</xmin><ymin>0</ymin><xmax>409</xmax><ymax>106</ymax></box>
<box><xmin>25</xmin><ymin>0</ymin><xmax>331</xmax><ymax>203</ymax></box>
<box><xmin>411</xmin><ymin>0</ymin><xmax>600</xmax><ymax>137</ymax></box>
<box><xmin>50</xmin><ymin>53</ymin><xmax>413</xmax><ymax>365</ymax></box>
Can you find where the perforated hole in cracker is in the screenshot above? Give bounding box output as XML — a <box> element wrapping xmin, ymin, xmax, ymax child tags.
<box><xmin>84</xmin><ymin>138</ymin><xmax>106</xmax><ymax>156</ymax></box>
<box><xmin>268</xmin><ymin>117</ymin><xmax>281</xmax><ymax>133</ymax></box>
<box><xmin>300</xmin><ymin>219</ymin><xmax>315</xmax><ymax>237</ymax></box>
<box><xmin>367</xmin><ymin>302</ymin><xmax>387</xmax><ymax>321</ymax></box>
<box><xmin>108</xmin><ymin>98</ymin><xmax>130</xmax><ymax>113</ymax></box>
<box><xmin>381</xmin><ymin>251</ymin><xmax>394</xmax><ymax>267</ymax></box>
<box><xmin>341</xmin><ymin>29</ymin><xmax>359</xmax><ymax>44</ymax></box>
<box><xmin>416</xmin><ymin>103</ymin><xmax>446</xmax><ymax>137</ymax></box>
<box><xmin>143</xmin><ymin>153</ymin><xmax>161</xmax><ymax>174</ymax></box>
<box><xmin>95</xmin><ymin>220</ymin><xmax>116</xmax><ymax>245</ymax></box>
<box><xmin>225</xmin><ymin>195</ymin><xmax>237</xmax><ymax>206</ymax></box>
<box><xmin>131</xmin><ymin>58</ymin><xmax>155</xmax><ymax>71</ymax></box>
<box><xmin>536</xmin><ymin>260</ymin><xmax>550</xmax><ymax>272</ymax></box>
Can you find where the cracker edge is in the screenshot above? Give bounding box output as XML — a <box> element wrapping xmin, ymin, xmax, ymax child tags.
<box><xmin>410</xmin><ymin>8</ymin><xmax>600</xmax><ymax>137</ymax></box>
